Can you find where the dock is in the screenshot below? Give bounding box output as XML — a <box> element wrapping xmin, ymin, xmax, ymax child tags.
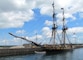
<box><xmin>0</xmin><ymin>45</ymin><xmax>42</xmax><ymax>57</ymax></box>
<box><xmin>0</xmin><ymin>44</ymin><xmax>83</xmax><ymax>57</ymax></box>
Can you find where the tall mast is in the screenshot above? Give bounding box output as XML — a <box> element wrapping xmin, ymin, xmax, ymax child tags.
<box><xmin>52</xmin><ymin>1</ymin><xmax>55</xmax><ymax>25</ymax></box>
<box><xmin>61</xmin><ymin>8</ymin><xmax>67</xmax><ymax>47</ymax></box>
<box><xmin>51</xmin><ymin>1</ymin><xmax>57</xmax><ymax>45</ymax></box>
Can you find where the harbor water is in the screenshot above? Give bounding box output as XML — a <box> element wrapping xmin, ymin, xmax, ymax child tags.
<box><xmin>0</xmin><ymin>48</ymin><xmax>83</xmax><ymax>60</ymax></box>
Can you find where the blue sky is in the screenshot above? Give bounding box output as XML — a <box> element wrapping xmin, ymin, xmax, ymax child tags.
<box><xmin>0</xmin><ymin>0</ymin><xmax>83</xmax><ymax>45</ymax></box>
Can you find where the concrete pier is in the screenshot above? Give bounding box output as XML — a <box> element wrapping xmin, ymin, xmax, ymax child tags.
<box><xmin>0</xmin><ymin>44</ymin><xmax>83</xmax><ymax>57</ymax></box>
<box><xmin>0</xmin><ymin>47</ymin><xmax>42</xmax><ymax>57</ymax></box>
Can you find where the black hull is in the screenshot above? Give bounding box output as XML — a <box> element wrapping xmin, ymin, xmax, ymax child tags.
<box><xmin>43</xmin><ymin>48</ymin><xmax>73</xmax><ymax>54</ymax></box>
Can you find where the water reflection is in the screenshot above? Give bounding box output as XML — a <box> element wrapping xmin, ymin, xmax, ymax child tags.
<box><xmin>41</xmin><ymin>51</ymin><xmax>73</xmax><ymax>60</ymax></box>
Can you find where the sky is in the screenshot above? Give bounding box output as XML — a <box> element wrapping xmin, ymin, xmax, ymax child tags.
<box><xmin>0</xmin><ymin>0</ymin><xmax>83</xmax><ymax>45</ymax></box>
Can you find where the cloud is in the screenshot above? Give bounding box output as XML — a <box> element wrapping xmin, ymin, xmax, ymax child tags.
<box><xmin>42</xmin><ymin>27</ymin><xmax>52</xmax><ymax>38</ymax></box>
<box><xmin>1</xmin><ymin>26</ymin><xmax>83</xmax><ymax>45</ymax></box>
<box><xmin>40</xmin><ymin>5</ymin><xmax>52</xmax><ymax>16</ymax></box>
<box><xmin>45</xmin><ymin>20</ymin><xmax>53</xmax><ymax>26</ymax></box>
<box><xmin>0</xmin><ymin>37</ymin><xmax>31</xmax><ymax>45</ymax></box>
<box><xmin>0</xmin><ymin>0</ymin><xmax>83</xmax><ymax>29</ymax></box>
<box><xmin>0</xmin><ymin>38</ymin><xmax>19</xmax><ymax>45</ymax></box>
<box><xmin>79</xmin><ymin>12</ymin><xmax>83</xmax><ymax>18</ymax></box>
<box><xmin>42</xmin><ymin>26</ymin><xmax>83</xmax><ymax>35</ymax></box>
<box><xmin>13</xmin><ymin>0</ymin><xmax>27</xmax><ymax>8</ymax></box>
<box><xmin>0</xmin><ymin>0</ymin><xmax>34</xmax><ymax>29</ymax></box>
<box><xmin>38</xmin><ymin>0</ymin><xmax>83</xmax><ymax>21</ymax></box>
<box><xmin>29</xmin><ymin>34</ymin><xmax>43</xmax><ymax>43</ymax></box>
<box><xmin>16</xmin><ymin>30</ymin><xmax>26</xmax><ymax>34</ymax></box>
<box><xmin>44</xmin><ymin>19</ymin><xmax>68</xmax><ymax>27</ymax></box>
<box><xmin>0</xmin><ymin>0</ymin><xmax>83</xmax><ymax>45</ymax></box>
<box><xmin>0</xmin><ymin>10</ymin><xmax>34</xmax><ymax>28</ymax></box>
<box><xmin>67</xmin><ymin>27</ymin><xmax>83</xmax><ymax>33</ymax></box>
<box><xmin>41</xmin><ymin>26</ymin><xmax>83</xmax><ymax>43</ymax></box>
<box><xmin>56</xmin><ymin>13</ymin><xmax>76</xmax><ymax>20</ymax></box>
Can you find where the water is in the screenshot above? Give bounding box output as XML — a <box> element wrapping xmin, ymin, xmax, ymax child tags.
<box><xmin>0</xmin><ymin>48</ymin><xmax>83</xmax><ymax>60</ymax></box>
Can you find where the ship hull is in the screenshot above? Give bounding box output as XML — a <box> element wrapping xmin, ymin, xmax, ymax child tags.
<box><xmin>43</xmin><ymin>48</ymin><xmax>73</xmax><ymax>54</ymax></box>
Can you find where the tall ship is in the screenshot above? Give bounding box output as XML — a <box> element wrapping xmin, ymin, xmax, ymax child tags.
<box><xmin>39</xmin><ymin>2</ymin><xmax>74</xmax><ymax>53</ymax></box>
<box><xmin>9</xmin><ymin>2</ymin><xmax>74</xmax><ymax>53</ymax></box>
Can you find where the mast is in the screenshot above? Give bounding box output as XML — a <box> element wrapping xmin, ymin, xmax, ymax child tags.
<box><xmin>73</xmin><ymin>33</ymin><xmax>76</xmax><ymax>44</ymax></box>
<box><xmin>61</xmin><ymin>8</ymin><xmax>68</xmax><ymax>47</ymax></box>
<box><xmin>36</xmin><ymin>33</ymin><xmax>38</xmax><ymax>43</ymax></box>
<box><xmin>50</xmin><ymin>1</ymin><xmax>57</xmax><ymax>45</ymax></box>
